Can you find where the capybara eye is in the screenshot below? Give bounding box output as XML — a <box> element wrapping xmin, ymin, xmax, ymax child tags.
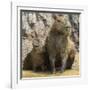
<box><xmin>43</xmin><ymin>19</ymin><xmax>46</xmax><ymax>21</ymax></box>
<box><xmin>57</xmin><ymin>20</ymin><xmax>61</xmax><ymax>22</ymax></box>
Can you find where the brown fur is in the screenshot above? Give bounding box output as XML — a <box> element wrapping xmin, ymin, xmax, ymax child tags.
<box><xmin>46</xmin><ymin>15</ymin><xmax>75</xmax><ymax>73</ymax></box>
<box><xmin>30</xmin><ymin>46</ymin><xmax>45</xmax><ymax>71</ymax></box>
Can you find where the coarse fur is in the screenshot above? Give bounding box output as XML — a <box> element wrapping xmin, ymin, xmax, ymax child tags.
<box><xmin>46</xmin><ymin>14</ymin><xmax>75</xmax><ymax>73</ymax></box>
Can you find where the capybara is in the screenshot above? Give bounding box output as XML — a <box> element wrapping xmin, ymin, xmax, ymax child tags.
<box><xmin>46</xmin><ymin>14</ymin><xmax>75</xmax><ymax>73</ymax></box>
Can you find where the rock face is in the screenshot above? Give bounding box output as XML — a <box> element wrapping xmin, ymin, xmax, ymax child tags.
<box><xmin>69</xmin><ymin>14</ymin><xmax>79</xmax><ymax>51</ymax></box>
<box><xmin>21</xmin><ymin>10</ymin><xmax>80</xmax><ymax>71</ymax></box>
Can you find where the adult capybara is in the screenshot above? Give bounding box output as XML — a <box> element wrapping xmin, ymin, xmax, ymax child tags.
<box><xmin>46</xmin><ymin>14</ymin><xmax>75</xmax><ymax>73</ymax></box>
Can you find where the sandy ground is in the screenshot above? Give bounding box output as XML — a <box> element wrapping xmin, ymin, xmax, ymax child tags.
<box><xmin>22</xmin><ymin>69</ymin><xmax>80</xmax><ymax>78</ymax></box>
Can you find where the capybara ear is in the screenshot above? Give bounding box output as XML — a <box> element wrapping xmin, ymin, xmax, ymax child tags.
<box><xmin>52</xmin><ymin>14</ymin><xmax>57</xmax><ymax>20</ymax></box>
<box><xmin>52</xmin><ymin>14</ymin><xmax>64</xmax><ymax>20</ymax></box>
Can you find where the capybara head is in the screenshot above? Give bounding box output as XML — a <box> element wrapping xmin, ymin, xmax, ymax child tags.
<box><xmin>52</xmin><ymin>14</ymin><xmax>71</xmax><ymax>36</ymax></box>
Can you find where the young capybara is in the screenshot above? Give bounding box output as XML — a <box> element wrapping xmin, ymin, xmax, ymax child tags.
<box><xmin>30</xmin><ymin>47</ymin><xmax>45</xmax><ymax>71</ymax></box>
<box><xmin>23</xmin><ymin>42</ymin><xmax>50</xmax><ymax>72</ymax></box>
<box><xmin>29</xmin><ymin>35</ymin><xmax>51</xmax><ymax>72</ymax></box>
<box><xmin>46</xmin><ymin>14</ymin><xmax>75</xmax><ymax>73</ymax></box>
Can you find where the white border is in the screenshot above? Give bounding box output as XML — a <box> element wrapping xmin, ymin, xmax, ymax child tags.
<box><xmin>11</xmin><ymin>1</ymin><xmax>88</xmax><ymax>88</ymax></box>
